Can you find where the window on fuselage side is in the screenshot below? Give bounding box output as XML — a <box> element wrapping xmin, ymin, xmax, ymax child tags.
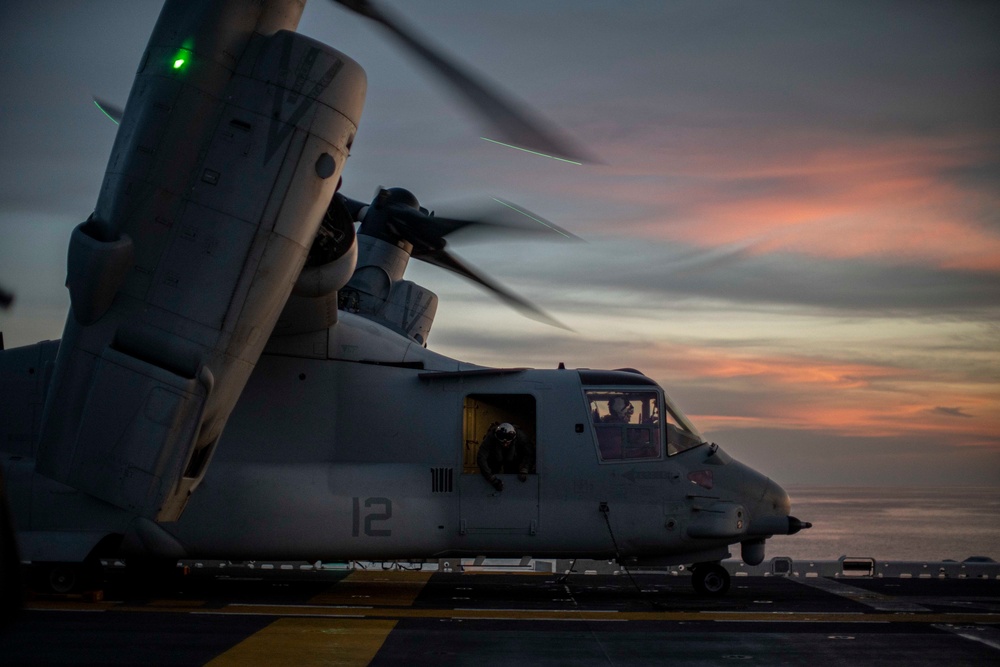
<box><xmin>586</xmin><ymin>389</ymin><xmax>662</xmax><ymax>462</ymax></box>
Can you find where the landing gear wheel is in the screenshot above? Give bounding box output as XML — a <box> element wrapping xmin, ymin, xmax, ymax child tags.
<box><xmin>46</xmin><ymin>563</ymin><xmax>79</xmax><ymax>594</ymax></box>
<box><xmin>33</xmin><ymin>559</ymin><xmax>102</xmax><ymax>595</ymax></box>
<box><xmin>691</xmin><ymin>563</ymin><xmax>730</xmax><ymax>596</ymax></box>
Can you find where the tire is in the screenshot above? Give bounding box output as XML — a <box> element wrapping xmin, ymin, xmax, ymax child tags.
<box><xmin>46</xmin><ymin>563</ymin><xmax>78</xmax><ymax>594</ymax></box>
<box><xmin>33</xmin><ymin>558</ymin><xmax>104</xmax><ymax>595</ymax></box>
<box><xmin>691</xmin><ymin>563</ymin><xmax>731</xmax><ymax>596</ymax></box>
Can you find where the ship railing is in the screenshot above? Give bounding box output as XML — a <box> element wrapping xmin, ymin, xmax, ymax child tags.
<box><xmin>103</xmin><ymin>556</ymin><xmax>1000</xmax><ymax>579</ymax></box>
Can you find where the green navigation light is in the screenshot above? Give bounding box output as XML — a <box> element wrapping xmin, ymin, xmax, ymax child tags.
<box><xmin>480</xmin><ymin>137</ymin><xmax>582</xmax><ymax>165</ymax></box>
<box><xmin>171</xmin><ymin>45</ymin><xmax>192</xmax><ymax>71</ymax></box>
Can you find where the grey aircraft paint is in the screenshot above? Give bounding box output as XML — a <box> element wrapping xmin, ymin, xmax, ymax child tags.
<box><xmin>0</xmin><ymin>0</ymin><xmax>807</xmax><ymax>597</ymax></box>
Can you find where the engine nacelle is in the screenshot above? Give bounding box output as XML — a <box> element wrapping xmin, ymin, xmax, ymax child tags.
<box><xmin>37</xmin><ymin>2</ymin><xmax>367</xmax><ymax>522</ymax></box>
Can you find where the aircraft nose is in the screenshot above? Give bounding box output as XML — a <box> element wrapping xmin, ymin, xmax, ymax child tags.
<box><xmin>748</xmin><ymin>477</ymin><xmax>811</xmax><ymax>536</ymax></box>
<box><xmin>762</xmin><ymin>478</ymin><xmax>791</xmax><ymax>517</ymax></box>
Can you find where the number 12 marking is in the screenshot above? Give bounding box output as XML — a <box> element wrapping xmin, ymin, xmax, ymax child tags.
<box><xmin>352</xmin><ymin>497</ymin><xmax>392</xmax><ymax>537</ymax></box>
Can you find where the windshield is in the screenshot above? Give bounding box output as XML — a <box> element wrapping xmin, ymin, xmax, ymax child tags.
<box><xmin>585</xmin><ymin>388</ymin><xmax>704</xmax><ymax>460</ymax></box>
<box><xmin>662</xmin><ymin>391</ymin><xmax>704</xmax><ymax>455</ymax></box>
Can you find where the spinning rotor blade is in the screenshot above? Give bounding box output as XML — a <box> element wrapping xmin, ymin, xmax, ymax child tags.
<box><xmin>389</xmin><ymin>199</ymin><xmax>579</xmax><ymax>244</ymax></box>
<box><xmin>92</xmin><ymin>97</ymin><xmax>123</xmax><ymax>125</ymax></box>
<box><xmin>331</xmin><ymin>0</ymin><xmax>594</xmax><ymax>164</ymax></box>
<box><xmin>416</xmin><ymin>247</ymin><xmax>570</xmax><ymax>331</ymax></box>
<box><xmin>352</xmin><ymin>188</ymin><xmax>573</xmax><ymax>329</ymax></box>
<box><xmin>345</xmin><ymin>189</ymin><xmax>579</xmax><ymax>244</ymax></box>
<box><xmin>0</xmin><ymin>284</ymin><xmax>13</xmax><ymax>310</ymax></box>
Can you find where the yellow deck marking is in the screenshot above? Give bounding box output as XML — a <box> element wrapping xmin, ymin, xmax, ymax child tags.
<box><xmin>190</xmin><ymin>606</ymin><xmax>998</xmax><ymax>625</ymax></box>
<box><xmin>24</xmin><ymin>598</ymin><xmax>999</xmax><ymax>626</ymax></box>
<box><xmin>205</xmin><ymin>618</ymin><xmax>396</xmax><ymax>667</ymax></box>
<box><xmin>308</xmin><ymin>570</ymin><xmax>433</xmax><ymax>607</ymax></box>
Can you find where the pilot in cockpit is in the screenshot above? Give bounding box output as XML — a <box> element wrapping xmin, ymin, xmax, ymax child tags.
<box><xmin>477</xmin><ymin>422</ymin><xmax>535</xmax><ymax>492</ymax></box>
<box><xmin>602</xmin><ymin>397</ymin><xmax>635</xmax><ymax>424</ymax></box>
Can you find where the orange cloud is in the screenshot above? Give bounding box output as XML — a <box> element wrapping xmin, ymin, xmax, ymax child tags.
<box><xmin>434</xmin><ymin>319</ymin><xmax>999</xmax><ymax>452</ymax></box>
<box><xmin>605</xmin><ymin>133</ymin><xmax>1000</xmax><ymax>271</ymax></box>
<box><xmin>647</xmin><ymin>341</ymin><xmax>1000</xmax><ymax>444</ymax></box>
<box><xmin>660</xmin><ymin>343</ymin><xmax>905</xmax><ymax>388</ymax></box>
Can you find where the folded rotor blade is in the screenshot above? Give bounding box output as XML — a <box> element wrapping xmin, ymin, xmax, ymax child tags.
<box><xmin>331</xmin><ymin>0</ymin><xmax>594</xmax><ymax>164</ymax></box>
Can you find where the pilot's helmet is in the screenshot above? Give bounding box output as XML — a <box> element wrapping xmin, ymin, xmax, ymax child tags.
<box><xmin>610</xmin><ymin>397</ymin><xmax>634</xmax><ymax>421</ymax></box>
<box><xmin>495</xmin><ymin>423</ymin><xmax>516</xmax><ymax>445</ymax></box>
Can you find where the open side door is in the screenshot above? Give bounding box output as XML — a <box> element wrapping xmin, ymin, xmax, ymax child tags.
<box><xmin>458</xmin><ymin>393</ymin><xmax>539</xmax><ymax>535</ymax></box>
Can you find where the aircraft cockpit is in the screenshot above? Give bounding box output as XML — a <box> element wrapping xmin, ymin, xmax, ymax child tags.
<box><xmin>586</xmin><ymin>384</ymin><xmax>704</xmax><ymax>461</ymax></box>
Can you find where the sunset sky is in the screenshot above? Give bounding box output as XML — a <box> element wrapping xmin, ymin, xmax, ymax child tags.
<box><xmin>1</xmin><ymin>1</ymin><xmax>997</xmax><ymax>486</ymax></box>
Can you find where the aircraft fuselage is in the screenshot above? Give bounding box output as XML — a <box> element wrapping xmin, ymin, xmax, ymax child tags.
<box><xmin>3</xmin><ymin>313</ymin><xmax>797</xmax><ymax>571</ymax></box>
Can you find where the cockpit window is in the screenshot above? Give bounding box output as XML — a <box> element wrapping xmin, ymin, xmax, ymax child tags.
<box><xmin>586</xmin><ymin>390</ymin><xmax>662</xmax><ymax>461</ymax></box>
<box><xmin>586</xmin><ymin>388</ymin><xmax>704</xmax><ymax>460</ymax></box>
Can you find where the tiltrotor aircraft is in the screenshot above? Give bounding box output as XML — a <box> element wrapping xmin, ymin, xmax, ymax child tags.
<box><xmin>0</xmin><ymin>0</ymin><xmax>808</xmax><ymax>597</ymax></box>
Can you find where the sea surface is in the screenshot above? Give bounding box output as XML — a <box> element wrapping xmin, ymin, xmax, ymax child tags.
<box><xmin>765</xmin><ymin>486</ymin><xmax>1000</xmax><ymax>562</ymax></box>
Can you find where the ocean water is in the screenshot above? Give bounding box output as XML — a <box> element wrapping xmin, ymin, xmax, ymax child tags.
<box><xmin>765</xmin><ymin>486</ymin><xmax>1000</xmax><ymax>562</ymax></box>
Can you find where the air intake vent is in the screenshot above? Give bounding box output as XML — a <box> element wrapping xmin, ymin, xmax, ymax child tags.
<box><xmin>431</xmin><ymin>467</ymin><xmax>454</xmax><ymax>493</ymax></box>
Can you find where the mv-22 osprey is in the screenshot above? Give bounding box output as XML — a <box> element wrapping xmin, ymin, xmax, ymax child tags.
<box><xmin>0</xmin><ymin>0</ymin><xmax>809</xmax><ymax>596</ymax></box>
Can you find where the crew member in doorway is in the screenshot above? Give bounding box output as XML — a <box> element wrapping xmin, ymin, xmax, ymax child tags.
<box><xmin>477</xmin><ymin>422</ymin><xmax>535</xmax><ymax>492</ymax></box>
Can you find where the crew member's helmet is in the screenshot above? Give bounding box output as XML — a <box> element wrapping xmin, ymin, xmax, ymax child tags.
<box><xmin>495</xmin><ymin>423</ymin><xmax>516</xmax><ymax>445</ymax></box>
<box><xmin>610</xmin><ymin>397</ymin><xmax>634</xmax><ymax>421</ymax></box>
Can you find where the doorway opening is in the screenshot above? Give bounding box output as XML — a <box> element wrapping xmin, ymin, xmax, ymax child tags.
<box><xmin>462</xmin><ymin>394</ymin><xmax>536</xmax><ymax>474</ymax></box>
